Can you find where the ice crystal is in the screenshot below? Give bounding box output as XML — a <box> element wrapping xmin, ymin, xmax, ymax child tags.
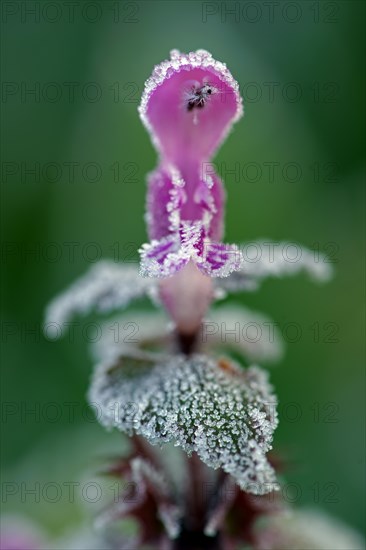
<box><xmin>89</xmin><ymin>353</ymin><xmax>278</xmax><ymax>495</ymax></box>
<box><xmin>44</xmin><ymin>261</ymin><xmax>156</xmax><ymax>335</ymax></box>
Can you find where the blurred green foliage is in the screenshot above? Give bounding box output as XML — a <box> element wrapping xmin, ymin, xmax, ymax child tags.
<box><xmin>1</xmin><ymin>0</ymin><xmax>365</xmax><ymax>539</ymax></box>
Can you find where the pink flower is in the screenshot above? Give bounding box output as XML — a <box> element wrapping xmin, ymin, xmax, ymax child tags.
<box><xmin>45</xmin><ymin>51</ymin><xmax>331</xmax><ymax>339</ymax></box>
<box><xmin>138</xmin><ymin>49</ymin><xmax>243</xmax><ymax>334</ymax></box>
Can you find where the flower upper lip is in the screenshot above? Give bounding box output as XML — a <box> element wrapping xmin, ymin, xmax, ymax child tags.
<box><xmin>138</xmin><ymin>49</ymin><xmax>243</xmax><ymax>167</ymax></box>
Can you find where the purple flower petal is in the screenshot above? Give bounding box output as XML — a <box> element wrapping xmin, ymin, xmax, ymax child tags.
<box><xmin>198</xmin><ymin>241</ymin><xmax>242</xmax><ymax>277</ymax></box>
<box><xmin>146</xmin><ymin>164</ymin><xmax>225</xmax><ymax>242</ymax></box>
<box><xmin>139</xmin><ymin>234</ymin><xmax>189</xmax><ymax>278</ymax></box>
<box><xmin>179</xmin><ymin>166</ymin><xmax>225</xmax><ymax>242</ymax></box>
<box><xmin>139</xmin><ymin>49</ymin><xmax>243</xmax><ymax>167</ymax></box>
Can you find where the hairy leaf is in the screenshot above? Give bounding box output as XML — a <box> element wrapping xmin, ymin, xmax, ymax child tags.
<box><xmin>89</xmin><ymin>353</ymin><xmax>278</xmax><ymax>495</ymax></box>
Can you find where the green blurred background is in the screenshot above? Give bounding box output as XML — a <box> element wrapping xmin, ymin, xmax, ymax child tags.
<box><xmin>1</xmin><ymin>0</ymin><xmax>365</xmax><ymax>542</ymax></box>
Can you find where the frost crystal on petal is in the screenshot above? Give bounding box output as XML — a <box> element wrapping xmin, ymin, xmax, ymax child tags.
<box><xmin>44</xmin><ymin>261</ymin><xmax>157</xmax><ymax>337</ymax></box>
<box><xmin>214</xmin><ymin>241</ymin><xmax>333</xmax><ymax>296</ymax></box>
<box><xmin>140</xmin><ymin>219</ymin><xmax>241</xmax><ymax>279</ymax></box>
<box><xmin>197</xmin><ymin>241</ymin><xmax>242</xmax><ymax>277</ymax></box>
<box><xmin>89</xmin><ymin>354</ymin><xmax>278</xmax><ymax>495</ymax></box>
<box><xmin>139</xmin><ymin>234</ymin><xmax>189</xmax><ymax>278</ymax></box>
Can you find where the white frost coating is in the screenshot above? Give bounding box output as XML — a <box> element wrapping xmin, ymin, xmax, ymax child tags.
<box><xmin>215</xmin><ymin>241</ymin><xmax>333</xmax><ymax>295</ymax></box>
<box><xmin>167</xmin><ymin>165</ymin><xmax>186</xmax><ymax>232</ymax></box>
<box><xmin>89</xmin><ymin>354</ymin><xmax>279</xmax><ymax>495</ymax></box>
<box><xmin>202</xmin><ymin>305</ymin><xmax>284</xmax><ymax>364</ymax></box>
<box><xmin>257</xmin><ymin>509</ymin><xmax>365</xmax><ymax>550</ymax></box>
<box><xmin>138</xmin><ymin>49</ymin><xmax>243</xmax><ymax>155</ymax></box>
<box><xmin>44</xmin><ymin>261</ymin><xmax>157</xmax><ymax>337</ymax></box>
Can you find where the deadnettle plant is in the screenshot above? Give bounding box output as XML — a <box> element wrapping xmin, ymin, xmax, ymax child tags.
<box><xmin>45</xmin><ymin>50</ymin><xmax>337</xmax><ymax>549</ymax></box>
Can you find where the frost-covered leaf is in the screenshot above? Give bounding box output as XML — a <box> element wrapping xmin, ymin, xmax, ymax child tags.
<box><xmin>201</xmin><ymin>306</ymin><xmax>284</xmax><ymax>364</ymax></box>
<box><xmin>214</xmin><ymin>241</ymin><xmax>333</xmax><ymax>297</ymax></box>
<box><xmin>44</xmin><ymin>261</ymin><xmax>158</xmax><ymax>337</ymax></box>
<box><xmin>89</xmin><ymin>353</ymin><xmax>278</xmax><ymax>495</ymax></box>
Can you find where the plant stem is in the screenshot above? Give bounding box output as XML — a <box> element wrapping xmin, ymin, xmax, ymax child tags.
<box><xmin>176</xmin><ymin>330</ymin><xmax>199</xmax><ymax>355</ymax></box>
